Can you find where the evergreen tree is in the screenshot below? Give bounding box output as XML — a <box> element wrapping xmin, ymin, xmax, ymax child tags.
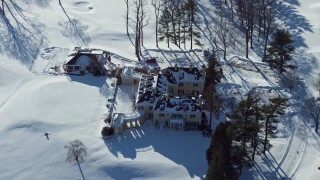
<box><xmin>205</xmin><ymin>49</ymin><xmax>223</xmax><ymax>86</ymax></box>
<box><xmin>158</xmin><ymin>6</ymin><xmax>171</xmax><ymax>47</ymax></box>
<box><xmin>184</xmin><ymin>0</ymin><xmax>202</xmax><ymax>49</ymax></box>
<box><xmin>304</xmin><ymin>97</ymin><xmax>320</xmax><ymax>133</ymax></box>
<box><xmin>264</xmin><ymin>29</ymin><xmax>295</xmax><ymax>74</ymax></box>
<box><xmin>203</xmin><ymin>83</ymin><xmax>224</xmax><ymax>129</ymax></box>
<box><xmin>230</xmin><ymin>93</ymin><xmax>260</xmax><ymax>173</ymax></box>
<box><xmin>261</xmin><ymin>97</ymin><xmax>288</xmax><ymax>154</ymax></box>
<box><xmin>206</xmin><ymin>122</ymin><xmax>238</xmax><ymax>180</ymax></box>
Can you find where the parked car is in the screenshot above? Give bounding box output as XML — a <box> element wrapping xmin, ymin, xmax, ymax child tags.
<box><xmin>145</xmin><ymin>58</ymin><xmax>157</xmax><ymax>63</ymax></box>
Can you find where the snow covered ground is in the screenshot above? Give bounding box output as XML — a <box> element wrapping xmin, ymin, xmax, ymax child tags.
<box><xmin>0</xmin><ymin>0</ymin><xmax>320</xmax><ymax>179</ymax></box>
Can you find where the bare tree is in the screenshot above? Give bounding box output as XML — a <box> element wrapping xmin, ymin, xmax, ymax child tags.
<box><xmin>59</xmin><ymin>0</ymin><xmax>61</xmax><ymax>6</ymax></box>
<box><xmin>139</xmin><ymin>0</ymin><xmax>150</xmax><ymax>47</ymax></box>
<box><xmin>214</xmin><ymin>18</ymin><xmax>235</xmax><ymax>60</ymax></box>
<box><xmin>312</xmin><ymin>73</ymin><xmax>320</xmax><ymax>95</ymax></box>
<box><xmin>1</xmin><ymin>0</ymin><xmax>5</xmax><ymax>15</ymax></box>
<box><xmin>64</xmin><ymin>140</ymin><xmax>87</xmax><ymax>180</ymax></box>
<box><xmin>152</xmin><ymin>0</ymin><xmax>161</xmax><ymax>47</ymax></box>
<box><xmin>130</xmin><ymin>0</ymin><xmax>149</xmax><ymax>60</ymax></box>
<box><xmin>304</xmin><ymin>97</ymin><xmax>320</xmax><ymax>133</ymax></box>
<box><xmin>124</xmin><ymin>0</ymin><xmax>129</xmax><ymax>35</ymax></box>
<box><xmin>280</xmin><ymin>70</ymin><xmax>300</xmax><ymax>93</ymax></box>
<box><xmin>263</xmin><ymin>6</ymin><xmax>276</xmax><ymax>57</ymax></box>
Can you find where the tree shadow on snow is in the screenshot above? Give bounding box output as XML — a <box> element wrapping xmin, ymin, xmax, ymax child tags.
<box><xmin>104</xmin><ymin>122</ymin><xmax>209</xmax><ymax>179</ymax></box>
<box><xmin>0</xmin><ymin>0</ymin><xmax>45</xmax><ymax>65</ymax></box>
<box><xmin>59</xmin><ymin>5</ymin><xmax>91</xmax><ymax>46</ymax></box>
<box><xmin>21</xmin><ymin>0</ymin><xmax>52</xmax><ymax>8</ymax></box>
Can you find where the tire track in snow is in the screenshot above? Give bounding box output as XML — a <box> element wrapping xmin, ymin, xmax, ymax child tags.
<box><xmin>276</xmin><ymin>108</ymin><xmax>307</xmax><ymax>179</ymax></box>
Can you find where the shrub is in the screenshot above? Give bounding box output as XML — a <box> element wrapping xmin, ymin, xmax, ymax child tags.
<box><xmin>101</xmin><ymin>126</ymin><xmax>114</xmax><ymax>137</ymax></box>
<box><xmin>104</xmin><ymin>117</ymin><xmax>112</xmax><ymax>123</ymax></box>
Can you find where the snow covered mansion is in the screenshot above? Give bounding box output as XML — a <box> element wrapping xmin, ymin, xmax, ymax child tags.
<box><xmin>111</xmin><ymin>64</ymin><xmax>206</xmax><ymax>133</ymax></box>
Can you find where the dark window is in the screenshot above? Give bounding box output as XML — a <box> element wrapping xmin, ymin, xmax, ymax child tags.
<box><xmin>179</xmin><ymin>83</ymin><xmax>184</xmax><ymax>86</ymax></box>
<box><xmin>74</xmin><ymin>66</ymin><xmax>80</xmax><ymax>70</ymax></box>
<box><xmin>159</xmin><ymin>113</ymin><xmax>164</xmax><ymax>117</ymax></box>
<box><xmin>149</xmin><ymin>106</ymin><xmax>153</xmax><ymax>110</ymax></box>
<box><xmin>190</xmin><ymin>114</ymin><xmax>195</xmax><ymax>118</ymax></box>
<box><xmin>67</xmin><ymin>66</ymin><xmax>73</xmax><ymax>70</ymax></box>
<box><xmin>193</xmin><ymin>83</ymin><xmax>198</xmax><ymax>87</ymax></box>
<box><xmin>178</xmin><ymin>90</ymin><xmax>184</xmax><ymax>95</ymax></box>
<box><xmin>172</xmin><ymin>114</ymin><xmax>177</xmax><ymax>118</ymax></box>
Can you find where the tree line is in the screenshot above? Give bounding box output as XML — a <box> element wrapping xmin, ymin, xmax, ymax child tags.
<box><xmin>125</xmin><ymin>0</ymin><xmax>201</xmax><ymax>61</ymax></box>
<box><xmin>205</xmin><ymin>91</ymin><xmax>288</xmax><ymax>179</ymax></box>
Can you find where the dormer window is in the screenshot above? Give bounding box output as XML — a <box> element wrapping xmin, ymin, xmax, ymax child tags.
<box><xmin>160</xmin><ymin>104</ymin><xmax>165</xmax><ymax>110</ymax></box>
<box><xmin>191</xmin><ymin>104</ymin><xmax>196</xmax><ymax>111</ymax></box>
<box><xmin>150</xmin><ymin>97</ymin><xmax>154</xmax><ymax>103</ymax></box>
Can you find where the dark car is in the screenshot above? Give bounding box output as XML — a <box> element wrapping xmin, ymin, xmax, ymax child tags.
<box><xmin>146</xmin><ymin>58</ymin><xmax>157</xmax><ymax>63</ymax></box>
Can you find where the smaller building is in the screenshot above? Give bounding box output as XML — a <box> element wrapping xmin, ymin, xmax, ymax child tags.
<box><xmin>63</xmin><ymin>48</ymin><xmax>111</xmax><ymax>75</ymax></box>
<box><xmin>121</xmin><ymin>66</ymin><xmax>140</xmax><ymax>85</ymax></box>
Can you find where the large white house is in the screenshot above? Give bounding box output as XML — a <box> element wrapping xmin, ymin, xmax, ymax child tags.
<box><xmin>111</xmin><ymin>65</ymin><xmax>206</xmax><ymax>132</ymax></box>
<box><xmin>136</xmin><ymin>65</ymin><xmax>206</xmax><ymax>129</ymax></box>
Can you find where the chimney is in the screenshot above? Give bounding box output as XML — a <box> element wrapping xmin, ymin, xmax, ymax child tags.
<box><xmin>164</xmin><ymin>94</ymin><xmax>169</xmax><ymax>101</ymax></box>
<box><xmin>189</xmin><ymin>64</ymin><xmax>193</xmax><ymax>71</ymax></box>
<box><xmin>174</xmin><ymin>63</ymin><xmax>178</xmax><ymax>71</ymax></box>
<box><xmin>153</xmin><ymin>87</ymin><xmax>158</xmax><ymax>95</ymax></box>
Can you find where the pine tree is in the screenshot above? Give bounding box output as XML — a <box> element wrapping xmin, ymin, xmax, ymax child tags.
<box><xmin>304</xmin><ymin>97</ymin><xmax>320</xmax><ymax>133</ymax></box>
<box><xmin>206</xmin><ymin>122</ymin><xmax>238</xmax><ymax>180</ymax></box>
<box><xmin>261</xmin><ymin>97</ymin><xmax>288</xmax><ymax>154</ymax></box>
<box><xmin>184</xmin><ymin>0</ymin><xmax>202</xmax><ymax>49</ymax></box>
<box><xmin>205</xmin><ymin>49</ymin><xmax>223</xmax><ymax>86</ymax></box>
<box><xmin>264</xmin><ymin>29</ymin><xmax>295</xmax><ymax>74</ymax></box>
<box><xmin>158</xmin><ymin>6</ymin><xmax>171</xmax><ymax>47</ymax></box>
<box><xmin>230</xmin><ymin>93</ymin><xmax>260</xmax><ymax>173</ymax></box>
<box><xmin>203</xmin><ymin>83</ymin><xmax>224</xmax><ymax>129</ymax></box>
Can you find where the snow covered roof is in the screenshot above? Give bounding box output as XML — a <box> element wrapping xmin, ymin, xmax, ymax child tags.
<box><xmin>111</xmin><ymin>111</ymin><xmax>145</xmax><ymax>128</ymax></box>
<box><xmin>65</xmin><ymin>53</ymin><xmax>95</xmax><ymax>65</ymax></box>
<box><xmin>136</xmin><ymin>66</ymin><xmax>204</xmax><ymax>112</ymax></box>
<box><xmin>160</xmin><ymin>67</ymin><xmax>205</xmax><ymax>85</ymax></box>
<box><xmin>153</xmin><ymin>95</ymin><xmax>202</xmax><ymax>113</ymax></box>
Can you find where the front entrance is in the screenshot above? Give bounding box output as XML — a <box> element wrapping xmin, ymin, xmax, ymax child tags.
<box><xmin>170</xmin><ymin>119</ymin><xmax>184</xmax><ymax>131</ymax></box>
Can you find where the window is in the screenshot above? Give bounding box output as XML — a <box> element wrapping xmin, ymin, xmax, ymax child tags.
<box><xmin>159</xmin><ymin>113</ymin><xmax>165</xmax><ymax>117</ymax></box>
<box><xmin>149</xmin><ymin>113</ymin><xmax>153</xmax><ymax>118</ymax></box>
<box><xmin>137</xmin><ymin>106</ymin><xmax>143</xmax><ymax>110</ymax></box>
<box><xmin>190</xmin><ymin>114</ymin><xmax>195</xmax><ymax>118</ymax></box>
<box><xmin>172</xmin><ymin>114</ymin><xmax>177</xmax><ymax>118</ymax></box>
<box><xmin>149</xmin><ymin>106</ymin><xmax>153</xmax><ymax>110</ymax></box>
<box><xmin>192</xmin><ymin>90</ymin><xmax>199</xmax><ymax>96</ymax></box>
<box><xmin>178</xmin><ymin>90</ymin><xmax>184</xmax><ymax>95</ymax></box>
<box><xmin>74</xmin><ymin>66</ymin><xmax>80</xmax><ymax>70</ymax></box>
<box><xmin>86</xmin><ymin>66</ymin><xmax>92</xmax><ymax>71</ymax></box>
<box><xmin>178</xmin><ymin>83</ymin><xmax>184</xmax><ymax>86</ymax></box>
<box><xmin>67</xmin><ymin>66</ymin><xmax>73</xmax><ymax>70</ymax></box>
<box><xmin>193</xmin><ymin>83</ymin><xmax>198</xmax><ymax>87</ymax></box>
<box><xmin>150</xmin><ymin>97</ymin><xmax>154</xmax><ymax>103</ymax></box>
